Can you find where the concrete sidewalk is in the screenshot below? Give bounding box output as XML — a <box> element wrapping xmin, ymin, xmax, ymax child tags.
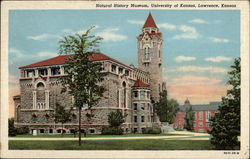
<box><xmin>9</xmin><ymin>131</ymin><xmax>211</xmax><ymax>141</ymax></box>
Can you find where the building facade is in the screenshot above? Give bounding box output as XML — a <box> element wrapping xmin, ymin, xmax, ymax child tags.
<box><xmin>14</xmin><ymin>13</ymin><xmax>166</xmax><ymax>134</ymax></box>
<box><xmin>173</xmin><ymin>99</ymin><xmax>220</xmax><ymax>132</ymax></box>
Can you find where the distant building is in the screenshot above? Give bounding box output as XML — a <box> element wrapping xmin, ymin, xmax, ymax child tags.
<box><xmin>173</xmin><ymin>99</ymin><xmax>220</xmax><ymax>132</ymax></box>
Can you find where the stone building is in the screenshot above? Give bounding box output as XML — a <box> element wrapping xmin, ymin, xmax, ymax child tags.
<box><xmin>13</xmin><ymin>13</ymin><xmax>166</xmax><ymax>134</ymax></box>
<box><xmin>173</xmin><ymin>99</ymin><xmax>220</xmax><ymax>132</ymax></box>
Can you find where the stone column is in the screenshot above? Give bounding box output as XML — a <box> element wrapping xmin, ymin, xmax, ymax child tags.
<box><xmin>45</xmin><ymin>90</ymin><xmax>50</xmax><ymax>109</ymax></box>
<box><xmin>33</xmin><ymin>91</ymin><xmax>37</xmax><ymax>109</ymax></box>
<box><xmin>60</xmin><ymin>66</ymin><xmax>64</xmax><ymax>75</ymax></box>
<box><xmin>35</xmin><ymin>70</ymin><xmax>38</xmax><ymax>77</ymax></box>
<box><xmin>48</xmin><ymin>68</ymin><xmax>51</xmax><ymax>76</ymax></box>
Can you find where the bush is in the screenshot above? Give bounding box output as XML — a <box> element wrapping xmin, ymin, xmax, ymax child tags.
<box><xmin>142</xmin><ymin>127</ymin><xmax>161</xmax><ymax>134</ymax></box>
<box><xmin>8</xmin><ymin>118</ymin><xmax>17</xmax><ymax>136</ymax></box>
<box><xmin>101</xmin><ymin>127</ymin><xmax>123</xmax><ymax>135</ymax></box>
<box><xmin>16</xmin><ymin>126</ymin><xmax>29</xmax><ymax>135</ymax></box>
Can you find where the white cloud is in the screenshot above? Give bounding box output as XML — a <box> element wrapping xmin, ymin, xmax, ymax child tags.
<box><xmin>175</xmin><ymin>56</ymin><xmax>196</xmax><ymax>62</ymax></box>
<box><xmin>209</xmin><ymin>37</ymin><xmax>230</xmax><ymax>43</ymax></box>
<box><xmin>173</xmin><ymin>25</ymin><xmax>199</xmax><ymax>40</ymax></box>
<box><xmin>171</xmin><ymin>65</ymin><xmax>227</xmax><ymax>73</ymax></box>
<box><xmin>96</xmin><ymin>27</ymin><xmax>127</xmax><ymax>42</ymax></box>
<box><xmin>128</xmin><ymin>20</ymin><xmax>144</xmax><ymax>25</ymax></box>
<box><xmin>37</xmin><ymin>52</ymin><xmax>58</xmax><ymax>58</ymax></box>
<box><xmin>9</xmin><ymin>48</ymin><xmax>23</xmax><ymax>58</ymax></box>
<box><xmin>205</xmin><ymin>56</ymin><xmax>232</xmax><ymax>62</ymax></box>
<box><xmin>27</xmin><ymin>34</ymin><xmax>60</xmax><ymax>40</ymax></box>
<box><xmin>158</xmin><ymin>23</ymin><xmax>176</xmax><ymax>30</ymax></box>
<box><xmin>170</xmin><ymin>75</ymin><xmax>222</xmax><ymax>85</ymax></box>
<box><xmin>189</xmin><ymin>19</ymin><xmax>209</xmax><ymax>24</ymax></box>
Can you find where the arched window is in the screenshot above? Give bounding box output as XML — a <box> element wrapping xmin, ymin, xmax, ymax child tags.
<box><xmin>37</xmin><ymin>82</ymin><xmax>45</xmax><ymax>90</ymax></box>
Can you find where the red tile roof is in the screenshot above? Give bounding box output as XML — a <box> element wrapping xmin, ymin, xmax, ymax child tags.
<box><xmin>19</xmin><ymin>53</ymin><xmax>132</xmax><ymax>69</ymax></box>
<box><xmin>133</xmin><ymin>79</ymin><xmax>149</xmax><ymax>87</ymax></box>
<box><xmin>143</xmin><ymin>13</ymin><xmax>158</xmax><ymax>28</ymax></box>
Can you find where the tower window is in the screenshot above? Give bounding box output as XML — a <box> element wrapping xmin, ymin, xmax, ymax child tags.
<box><xmin>144</xmin><ymin>47</ymin><xmax>149</xmax><ymax>60</ymax></box>
<box><xmin>134</xmin><ymin>116</ymin><xmax>137</xmax><ymax>122</ymax></box>
<box><xmin>141</xmin><ymin>116</ymin><xmax>145</xmax><ymax>122</ymax></box>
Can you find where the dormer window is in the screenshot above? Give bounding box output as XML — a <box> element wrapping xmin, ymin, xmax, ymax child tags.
<box><xmin>51</xmin><ymin>67</ymin><xmax>61</xmax><ymax>75</ymax></box>
<box><xmin>38</xmin><ymin>69</ymin><xmax>48</xmax><ymax>76</ymax></box>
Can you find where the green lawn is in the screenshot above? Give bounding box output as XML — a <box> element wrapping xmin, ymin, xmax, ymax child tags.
<box><xmin>12</xmin><ymin>133</ymin><xmax>183</xmax><ymax>138</ymax></box>
<box><xmin>9</xmin><ymin>140</ymin><xmax>213</xmax><ymax>150</ymax></box>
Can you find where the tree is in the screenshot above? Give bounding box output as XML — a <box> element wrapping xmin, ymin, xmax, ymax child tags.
<box><xmin>59</xmin><ymin>26</ymin><xmax>106</xmax><ymax>146</ymax></box>
<box><xmin>8</xmin><ymin>118</ymin><xmax>16</xmax><ymax>136</ymax></box>
<box><xmin>208</xmin><ymin>58</ymin><xmax>240</xmax><ymax>150</ymax></box>
<box><xmin>53</xmin><ymin>103</ymin><xmax>72</xmax><ymax>136</ymax></box>
<box><xmin>184</xmin><ymin>106</ymin><xmax>195</xmax><ymax>131</ymax></box>
<box><xmin>155</xmin><ymin>90</ymin><xmax>179</xmax><ymax>123</ymax></box>
<box><xmin>101</xmin><ymin>110</ymin><xmax>126</xmax><ymax>135</ymax></box>
<box><xmin>108</xmin><ymin>110</ymin><xmax>125</xmax><ymax>128</ymax></box>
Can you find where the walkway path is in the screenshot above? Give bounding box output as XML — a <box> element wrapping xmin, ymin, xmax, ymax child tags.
<box><xmin>9</xmin><ymin>131</ymin><xmax>211</xmax><ymax>141</ymax></box>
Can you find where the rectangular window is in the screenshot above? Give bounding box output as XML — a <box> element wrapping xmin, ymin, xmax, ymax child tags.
<box><xmin>134</xmin><ymin>91</ymin><xmax>138</xmax><ymax>98</ymax></box>
<box><xmin>27</xmin><ymin>70</ymin><xmax>35</xmax><ymax>77</ymax></box>
<box><xmin>134</xmin><ymin>128</ymin><xmax>137</xmax><ymax>133</ymax></box>
<box><xmin>140</xmin><ymin>91</ymin><xmax>145</xmax><ymax>99</ymax></box>
<box><xmin>198</xmin><ymin>122</ymin><xmax>203</xmax><ymax>127</ymax></box>
<box><xmin>125</xmin><ymin>70</ymin><xmax>129</xmax><ymax>76</ymax></box>
<box><xmin>133</xmin><ymin>103</ymin><xmax>137</xmax><ymax>110</ymax></box>
<box><xmin>141</xmin><ymin>103</ymin><xmax>145</xmax><ymax>110</ymax></box>
<box><xmin>111</xmin><ymin>65</ymin><xmax>116</xmax><ymax>72</ymax></box>
<box><xmin>141</xmin><ymin>116</ymin><xmax>145</xmax><ymax>122</ymax></box>
<box><xmin>38</xmin><ymin>69</ymin><xmax>48</xmax><ymax>76</ymax></box>
<box><xmin>199</xmin><ymin>112</ymin><xmax>203</xmax><ymax>120</ymax></box>
<box><xmin>118</xmin><ymin>67</ymin><xmax>123</xmax><ymax>74</ymax></box>
<box><xmin>51</xmin><ymin>67</ymin><xmax>61</xmax><ymax>75</ymax></box>
<box><xmin>206</xmin><ymin>111</ymin><xmax>211</xmax><ymax>121</ymax></box>
<box><xmin>134</xmin><ymin>116</ymin><xmax>137</xmax><ymax>122</ymax></box>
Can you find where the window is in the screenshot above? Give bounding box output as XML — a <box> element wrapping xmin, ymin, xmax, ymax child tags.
<box><xmin>134</xmin><ymin>128</ymin><xmax>137</xmax><ymax>133</ymax></box>
<box><xmin>147</xmin><ymin>92</ymin><xmax>150</xmax><ymax>99</ymax></box>
<box><xmin>38</xmin><ymin>69</ymin><xmax>48</xmax><ymax>76</ymax></box>
<box><xmin>49</xmin><ymin>129</ymin><xmax>53</xmax><ymax>133</ymax></box>
<box><xmin>37</xmin><ymin>82</ymin><xmax>45</xmax><ymax>90</ymax></box>
<box><xmin>134</xmin><ymin>91</ymin><xmax>138</xmax><ymax>98</ymax></box>
<box><xmin>159</xmin><ymin>50</ymin><xmax>161</xmax><ymax>58</ymax></box>
<box><xmin>39</xmin><ymin>129</ymin><xmax>45</xmax><ymax>134</ymax></box>
<box><xmin>199</xmin><ymin>112</ymin><xmax>203</xmax><ymax>120</ymax></box>
<box><xmin>206</xmin><ymin>111</ymin><xmax>211</xmax><ymax>121</ymax></box>
<box><xmin>206</xmin><ymin>122</ymin><xmax>210</xmax><ymax>127</ymax></box>
<box><xmin>141</xmin><ymin>103</ymin><xmax>145</xmax><ymax>110</ymax></box>
<box><xmin>133</xmin><ymin>103</ymin><xmax>137</xmax><ymax>110</ymax></box>
<box><xmin>51</xmin><ymin>67</ymin><xmax>61</xmax><ymax>75</ymax></box>
<box><xmin>141</xmin><ymin>116</ymin><xmax>145</xmax><ymax>122</ymax></box>
<box><xmin>119</xmin><ymin>67</ymin><xmax>123</xmax><ymax>74</ymax></box>
<box><xmin>111</xmin><ymin>65</ymin><xmax>116</xmax><ymax>72</ymax></box>
<box><xmin>140</xmin><ymin>91</ymin><xmax>145</xmax><ymax>99</ymax></box>
<box><xmin>144</xmin><ymin>47</ymin><xmax>149</xmax><ymax>59</ymax></box>
<box><xmin>27</xmin><ymin>70</ymin><xmax>35</xmax><ymax>77</ymax></box>
<box><xmin>89</xmin><ymin>129</ymin><xmax>95</xmax><ymax>134</ymax></box>
<box><xmin>198</xmin><ymin>122</ymin><xmax>203</xmax><ymax>127</ymax></box>
<box><xmin>125</xmin><ymin>70</ymin><xmax>129</xmax><ymax>76</ymax></box>
<box><xmin>159</xmin><ymin>63</ymin><xmax>161</xmax><ymax>68</ymax></box>
<box><xmin>141</xmin><ymin>128</ymin><xmax>145</xmax><ymax>133</ymax></box>
<box><xmin>134</xmin><ymin>116</ymin><xmax>137</xmax><ymax>122</ymax></box>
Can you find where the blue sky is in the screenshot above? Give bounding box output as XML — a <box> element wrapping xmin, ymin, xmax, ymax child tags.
<box><xmin>9</xmin><ymin>10</ymin><xmax>240</xmax><ymax>112</ymax></box>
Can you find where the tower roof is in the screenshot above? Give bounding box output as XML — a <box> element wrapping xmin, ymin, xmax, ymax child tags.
<box><xmin>133</xmin><ymin>79</ymin><xmax>149</xmax><ymax>87</ymax></box>
<box><xmin>184</xmin><ymin>98</ymin><xmax>191</xmax><ymax>105</ymax></box>
<box><xmin>143</xmin><ymin>13</ymin><xmax>158</xmax><ymax>28</ymax></box>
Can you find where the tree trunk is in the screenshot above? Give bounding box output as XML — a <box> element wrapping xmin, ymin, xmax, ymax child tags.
<box><xmin>78</xmin><ymin>106</ymin><xmax>82</xmax><ymax>146</ymax></box>
<box><xmin>61</xmin><ymin>123</ymin><xmax>64</xmax><ymax>137</ymax></box>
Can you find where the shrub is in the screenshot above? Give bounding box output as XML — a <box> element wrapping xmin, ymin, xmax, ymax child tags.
<box><xmin>101</xmin><ymin>127</ymin><xmax>123</xmax><ymax>135</ymax></box>
<box><xmin>142</xmin><ymin>127</ymin><xmax>161</xmax><ymax>134</ymax></box>
<box><xmin>16</xmin><ymin>126</ymin><xmax>29</xmax><ymax>135</ymax></box>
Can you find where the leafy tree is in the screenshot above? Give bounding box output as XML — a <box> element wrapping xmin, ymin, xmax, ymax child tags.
<box><xmin>155</xmin><ymin>90</ymin><xmax>179</xmax><ymax>123</ymax></box>
<box><xmin>8</xmin><ymin>118</ymin><xmax>16</xmax><ymax>136</ymax></box>
<box><xmin>108</xmin><ymin>110</ymin><xmax>125</xmax><ymax>128</ymax></box>
<box><xmin>53</xmin><ymin>103</ymin><xmax>72</xmax><ymax>136</ymax></box>
<box><xmin>59</xmin><ymin>26</ymin><xmax>106</xmax><ymax>145</ymax></box>
<box><xmin>208</xmin><ymin>58</ymin><xmax>240</xmax><ymax>150</ymax></box>
<box><xmin>184</xmin><ymin>106</ymin><xmax>195</xmax><ymax>131</ymax></box>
